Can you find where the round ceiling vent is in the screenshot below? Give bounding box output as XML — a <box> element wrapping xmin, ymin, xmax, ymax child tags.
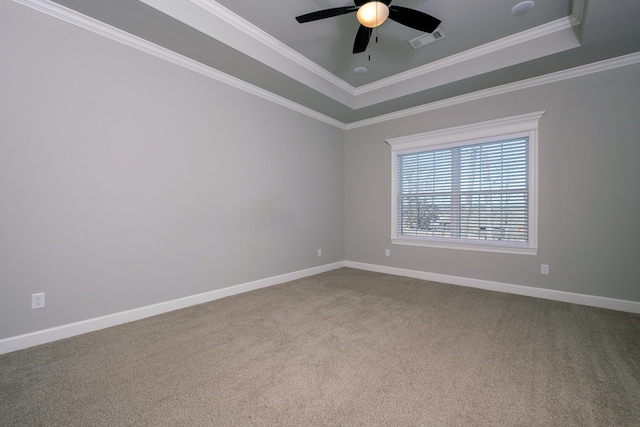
<box><xmin>354</xmin><ymin>66</ymin><xmax>368</xmax><ymax>75</ymax></box>
<box><xmin>511</xmin><ymin>1</ymin><xmax>535</xmax><ymax>16</ymax></box>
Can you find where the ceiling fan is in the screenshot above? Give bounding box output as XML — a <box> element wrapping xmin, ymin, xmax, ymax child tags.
<box><xmin>295</xmin><ymin>1</ymin><xmax>441</xmax><ymax>54</ymax></box>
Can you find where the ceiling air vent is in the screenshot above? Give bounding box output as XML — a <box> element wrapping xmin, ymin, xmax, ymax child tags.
<box><xmin>408</xmin><ymin>28</ymin><xmax>444</xmax><ymax>50</ymax></box>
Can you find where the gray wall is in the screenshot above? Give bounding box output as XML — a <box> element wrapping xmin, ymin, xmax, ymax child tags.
<box><xmin>2</xmin><ymin>1</ymin><xmax>639</xmax><ymax>343</ymax></box>
<box><xmin>0</xmin><ymin>2</ymin><xmax>344</xmax><ymax>339</ymax></box>
<box><xmin>345</xmin><ymin>64</ymin><xmax>640</xmax><ymax>302</ymax></box>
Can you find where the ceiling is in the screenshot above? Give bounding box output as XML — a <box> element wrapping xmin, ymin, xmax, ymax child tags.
<box><xmin>44</xmin><ymin>0</ymin><xmax>640</xmax><ymax>124</ymax></box>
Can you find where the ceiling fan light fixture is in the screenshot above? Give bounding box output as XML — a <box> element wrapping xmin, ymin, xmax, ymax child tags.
<box><xmin>357</xmin><ymin>2</ymin><xmax>389</xmax><ymax>28</ymax></box>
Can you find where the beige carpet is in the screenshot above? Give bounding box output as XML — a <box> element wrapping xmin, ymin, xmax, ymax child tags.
<box><xmin>1</xmin><ymin>268</ymin><xmax>639</xmax><ymax>426</ymax></box>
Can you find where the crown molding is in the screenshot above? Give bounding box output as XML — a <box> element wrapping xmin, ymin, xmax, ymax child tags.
<box><xmin>355</xmin><ymin>0</ymin><xmax>583</xmax><ymax>98</ymax></box>
<box><xmin>188</xmin><ymin>0</ymin><xmax>585</xmax><ymax>108</ymax></box>
<box><xmin>354</xmin><ymin>16</ymin><xmax>580</xmax><ymax>96</ymax></box>
<box><xmin>346</xmin><ymin>52</ymin><xmax>640</xmax><ymax>130</ymax></box>
<box><xmin>571</xmin><ymin>0</ymin><xmax>586</xmax><ymax>24</ymax></box>
<box><xmin>22</xmin><ymin>0</ymin><xmax>592</xmax><ymax>117</ymax></box>
<box><xmin>139</xmin><ymin>0</ymin><xmax>355</xmax><ymax>107</ymax></box>
<box><xmin>191</xmin><ymin>0</ymin><xmax>355</xmax><ymax>95</ymax></box>
<box><xmin>14</xmin><ymin>0</ymin><xmax>346</xmax><ymax>129</ymax></box>
<box><xmin>17</xmin><ymin>0</ymin><xmax>633</xmax><ymax>131</ymax></box>
<box><xmin>362</xmin><ymin>0</ymin><xmax>585</xmax><ymax>96</ymax></box>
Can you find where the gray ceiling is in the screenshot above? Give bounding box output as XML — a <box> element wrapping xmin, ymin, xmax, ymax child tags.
<box><xmin>214</xmin><ymin>0</ymin><xmax>570</xmax><ymax>86</ymax></box>
<box><xmin>50</xmin><ymin>0</ymin><xmax>640</xmax><ymax>124</ymax></box>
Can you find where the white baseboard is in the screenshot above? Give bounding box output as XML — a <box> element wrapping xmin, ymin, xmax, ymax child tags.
<box><xmin>0</xmin><ymin>261</ymin><xmax>346</xmax><ymax>355</ymax></box>
<box><xmin>345</xmin><ymin>261</ymin><xmax>640</xmax><ymax>314</ymax></box>
<box><xmin>3</xmin><ymin>260</ymin><xmax>638</xmax><ymax>354</ymax></box>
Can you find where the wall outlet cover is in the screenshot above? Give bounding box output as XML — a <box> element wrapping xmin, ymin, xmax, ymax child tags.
<box><xmin>32</xmin><ymin>293</ymin><xmax>45</xmax><ymax>309</ymax></box>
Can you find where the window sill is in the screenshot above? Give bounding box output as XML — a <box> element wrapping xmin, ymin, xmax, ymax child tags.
<box><xmin>391</xmin><ymin>238</ymin><xmax>538</xmax><ymax>255</ymax></box>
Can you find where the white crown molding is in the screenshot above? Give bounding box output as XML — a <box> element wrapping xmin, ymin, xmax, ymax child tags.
<box><xmin>14</xmin><ymin>0</ymin><xmax>346</xmax><ymax>129</ymax></box>
<box><xmin>186</xmin><ymin>0</ymin><xmax>585</xmax><ymax>109</ymax></box>
<box><xmin>355</xmin><ymin>16</ymin><xmax>580</xmax><ymax>96</ymax></box>
<box><xmin>139</xmin><ymin>0</ymin><xmax>355</xmax><ymax>107</ymax></box>
<box><xmin>346</xmin><ymin>52</ymin><xmax>640</xmax><ymax>130</ymax></box>
<box><xmin>388</xmin><ymin>0</ymin><xmax>588</xmax><ymax>93</ymax></box>
<box><xmin>352</xmin><ymin>16</ymin><xmax>582</xmax><ymax>108</ymax></box>
<box><xmin>191</xmin><ymin>0</ymin><xmax>355</xmax><ymax>95</ymax></box>
<box><xmin>571</xmin><ymin>0</ymin><xmax>586</xmax><ymax>24</ymax></box>
<box><xmin>16</xmin><ymin>0</ymin><xmax>634</xmax><ymax>130</ymax></box>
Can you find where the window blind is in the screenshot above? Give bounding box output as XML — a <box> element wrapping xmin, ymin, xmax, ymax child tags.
<box><xmin>397</xmin><ymin>137</ymin><xmax>529</xmax><ymax>244</ymax></box>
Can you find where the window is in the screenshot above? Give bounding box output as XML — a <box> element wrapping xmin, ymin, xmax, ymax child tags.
<box><xmin>388</xmin><ymin>112</ymin><xmax>544</xmax><ymax>255</ymax></box>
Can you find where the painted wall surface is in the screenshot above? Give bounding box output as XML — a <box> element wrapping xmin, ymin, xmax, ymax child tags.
<box><xmin>345</xmin><ymin>64</ymin><xmax>640</xmax><ymax>302</ymax></box>
<box><xmin>0</xmin><ymin>2</ymin><xmax>344</xmax><ymax>339</ymax></box>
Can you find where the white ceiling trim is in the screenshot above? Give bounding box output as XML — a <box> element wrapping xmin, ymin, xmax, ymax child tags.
<box><xmin>352</xmin><ymin>16</ymin><xmax>582</xmax><ymax>108</ymax></box>
<box><xmin>191</xmin><ymin>0</ymin><xmax>353</xmax><ymax>94</ymax></box>
<box><xmin>15</xmin><ymin>0</ymin><xmax>346</xmax><ymax>129</ymax></box>
<box><xmin>346</xmin><ymin>52</ymin><xmax>640</xmax><ymax>130</ymax></box>
<box><xmin>139</xmin><ymin>0</ymin><xmax>356</xmax><ymax>108</ymax></box>
<box><xmin>357</xmin><ymin>0</ymin><xmax>583</xmax><ymax>97</ymax></box>
<box><xmin>17</xmin><ymin>0</ymin><xmax>636</xmax><ymax>132</ymax></box>
<box><xmin>184</xmin><ymin>0</ymin><xmax>586</xmax><ymax>110</ymax></box>
<box><xmin>355</xmin><ymin>15</ymin><xmax>580</xmax><ymax>96</ymax></box>
<box><xmin>357</xmin><ymin>0</ymin><xmax>584</xmax><ymax>101</ymax></box>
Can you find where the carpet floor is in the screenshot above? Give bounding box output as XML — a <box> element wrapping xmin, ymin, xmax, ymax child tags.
<box><xmin>1</xmin><ymin>268</ymin><xmax>639</xmax><ymax>426</ymax></box>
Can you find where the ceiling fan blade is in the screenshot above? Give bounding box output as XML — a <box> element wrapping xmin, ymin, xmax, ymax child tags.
<box><xmin>353</xmin><ymin>24</ymin><xmax>372</xmax><ymax>53</ymax></box>
<box><xmin>388</xmin><ymin>6</ymin><xmax>441</xmax><ymax>33</ymax></box>
<box><xmin>296</xmin><ymin>6</ymin><xmax>358</xmax><ymax>23</ymax></box>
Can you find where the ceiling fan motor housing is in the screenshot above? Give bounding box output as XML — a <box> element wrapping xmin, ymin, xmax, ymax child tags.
<box><xmin>295</xmin><ymin>0</ymin><xmax>441</xmax><ymax>54</ymax></box>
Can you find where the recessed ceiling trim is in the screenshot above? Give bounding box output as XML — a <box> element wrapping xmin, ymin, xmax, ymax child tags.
<box><xmin>14</xmin><ymin>0</ymin><xmax>346</xmax><ymax>129</ymax></box>
<box><xmin>347</xmin><ymin>52</ymin><xmax>640</xmax><ymax>130</ymax></box>
<box><xmin>138</xmin><ymin>0</ymin><xmax>356</xmax><ymax>107</ymax></box>
<box><xmin>190</xmin><ymin>0</ymin><xmax>354</xmax><ymax>94</ymax></box>
<box><xmin>20</xmin><ymin>0</ymin><xmax>624</xmax><ymax>132</ymax></box>
<box><xmin>355</xmin><ymin>15</ymin><xmax>580</xmax><ymax>96</ymax></box>
<box><xmin>170</xmin><ymin>0</ymin><xmax>587</xmax><ymax>110</ymax></box>
<box><xmin>571</xmin><ymin>0</ymin><xmax>586</xmax><ymax>23</ymax></box>
<box><xmin>352</xmin><ymin>15</ymin><xmax>582</xmax><ymax>108</ymax></box>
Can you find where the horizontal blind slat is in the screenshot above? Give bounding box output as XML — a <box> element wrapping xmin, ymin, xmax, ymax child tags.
<box><xmin>397</xmin><ymin>136</ymin><xmax>529</xmax><ymax>243</ymax></box>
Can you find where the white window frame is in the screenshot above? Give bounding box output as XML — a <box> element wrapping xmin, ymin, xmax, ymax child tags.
<box><xmin>388</xmin><ymin>111</ymin><xmax>544</xmax><ymax>255</ymax></box>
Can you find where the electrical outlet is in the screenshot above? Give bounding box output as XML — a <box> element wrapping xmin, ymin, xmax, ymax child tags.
<box><xmin>385</xmin><ymin>249</ymin><xmax>390</xmax><ymax>257</ymax></box>
<box><xmin>32</xmin><ymin>293</ymin><xmax>45</xmax><ymax>309</ymax></box>
<box><xmin>317</xmin><ymin>249</ymin><xmax>322</xmax><ymax>257</ymax></box>
<box><xmin>540</xmin><ymin>264</ymin><xmax>549</xmax><ymax>275</ymax></box>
